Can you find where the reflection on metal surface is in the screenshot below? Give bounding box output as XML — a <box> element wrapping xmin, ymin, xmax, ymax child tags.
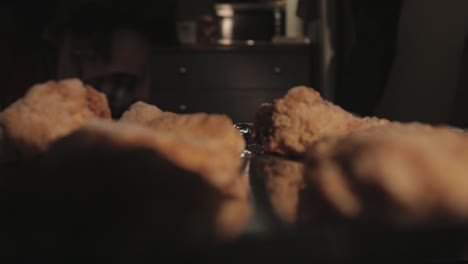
<box><xmin>246</xmin><ymin>154</ymin><xmax>298</xmax><ymax>235</ymax></box>
<box><xmin>249</xmin><ymin>154</ymin><xmax>305</xmax><ymax>225</ymax></box>
<box><xmin>234</xmin><ymin>123</ymin><xmax>254</xmax><ymax>143</ymax></box>
<box><xmin>241</xmin><ymin>149</ymin><xmax>252</xmax><ymax>158</ymax></box>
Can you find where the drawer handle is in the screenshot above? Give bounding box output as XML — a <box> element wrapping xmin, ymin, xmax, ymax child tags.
<box><xmin>273</xmin><ymin>66</ymin><xmax>281</xmax><ymax>75</ymax></box>
<box><xmin>178</xmin><ymin>66</ymin><xmax>188</xmax><ymax>75</ymax></box>
<box><xmin>179</xmin><ymin>104</ymin><xmax>188</xmax><ymax>111</ymax></box>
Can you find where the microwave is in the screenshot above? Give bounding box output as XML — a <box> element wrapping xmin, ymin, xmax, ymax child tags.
<box><xmin>214</xmin><ymin>1</ymin><xmax>286</xmax><ymax>45</ymax></box>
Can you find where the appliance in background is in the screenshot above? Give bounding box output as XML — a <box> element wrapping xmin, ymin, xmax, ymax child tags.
<box><xmin>285</xmin><ymin>0</ymin><xmax>303</xmax><ymax>38</ymax></box>
<box><xmin>176</xmin><ymin>0</ymin><xmax>308</xmax><ymax>46</ymax></box>
<box><xmin>214</xmin><ymin>1</ymin><xmax>286</xmax><ymax>45</ymax></box>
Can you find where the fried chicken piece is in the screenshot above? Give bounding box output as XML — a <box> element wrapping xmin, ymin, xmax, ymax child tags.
<box><xmin>253</xmin><ymin>86</ymin><xmax>389</xmax><ymax>157</ymax></box>
<box><xmin>257</xmin><ymin>156</ymin><xmax>305</xmax><ymax>224</ymax></box>
<box><xmin>0</xmin><ymin>79</ymin><xmax>111</xmax><ymax>161</ymax></box>
<box><xmin>119</xmin><ymin>101</ymin><xmax>164</xmax><ymax>124</ymax></box>
<box><xmin>299</xmin><ymin>123</ymin><xmax>468</xmax><ymax>227</ymax></box>
<box><xmin>120</xmin><ymin>101</ymin><xmax>245</xmax><ymax>154</ymax></box>
<box><xmin>43</xmin><ymin>120</ymin><xmax>251</xmax><ymax>241</ymax></box>
<box><xmin>58</xmin><ymin>120</ymin><xmax>248</xmax><ymax>197</ymax></box>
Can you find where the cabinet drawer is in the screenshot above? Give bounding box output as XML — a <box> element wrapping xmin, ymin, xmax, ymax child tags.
<box><xmin>151</xmin><ymin>89</ymin><xmax>287</xmax><ymax>123</ymax></box>
<box><xmin>150</xmin><ymin>46</ymin><xmax>312</xmax><ymax>122</ymax></box>
<box><xmin>152</xmin><ymin>49</ymin><xmax>310</xmax><ymax>91</ymax></box>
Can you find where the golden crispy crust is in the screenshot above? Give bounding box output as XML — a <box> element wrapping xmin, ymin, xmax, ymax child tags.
<box><xmin>0</xmin><ymin>79</ymin><xmax>111</xmax><ymax>161</ymax></box>
<box><xmin>253</xmin><ymin>86</ymin><xmax>389</xmax><ymax>157</ymax></box>
<box><xmin>300</xmin><ymin>123</ymin><xmax>468</xmax><ymax>227</ymax></box>
<box><xmin>120</xmin><ymin>101</ymin><xmax>245</xmax><ymax>154</ymax></box>
<box><xmin>85</xmin><ymin>86</ymin><xmax>112</xmax><ymax>119</ymax></box>
<box><xmin>120</xmin><ymin>101</ymin><xmax>163</xmax><ymax>125</ymax></box>
<box><xmin>46</xmin><ymin>120</ymin><xmax>251</xmax><ymax>240</ymax></box>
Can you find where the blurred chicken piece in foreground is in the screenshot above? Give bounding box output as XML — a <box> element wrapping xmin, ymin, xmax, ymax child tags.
<box><xmin>299</xmin><ymin>123</ymin><xmax>468</xmax><ymax>228</ymax></box>
<box><xmin>42</xmin><ymin>120</ymin><xmax>251</xmax><ymax>242</ymax></box>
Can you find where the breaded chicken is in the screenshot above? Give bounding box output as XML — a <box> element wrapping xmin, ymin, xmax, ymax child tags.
<box><xmin>51</xmin><ymin>120</ymin><xmax>248</xmax><ymax>198</ymax></box>
<box><xmin>119</xmin><ymin>101</ymin><xmax>164</xmax><ymax>125</ymax></box>
<box><xmin>300</xmin><ymin>123</ymin><xmax>468</xmax><ymax>227</ymax></box>
<box><xmin>0</xmin><ymin>79</ymin><xmax>111</xmax><ymax>161</ymax></box>
<box><xmin>44</xmin><ymin>120</ymin><xmax>251</xmax><ymax>240</ymax></box>
<box><xmin>120</xmin><ymin>101</ymin><xmax>245</xmax><ymax>154</ymax></box>
<box><xmin>253</xmin><ymin>86</ymin><xmax>389</xmax><ymax>157</ymax></box>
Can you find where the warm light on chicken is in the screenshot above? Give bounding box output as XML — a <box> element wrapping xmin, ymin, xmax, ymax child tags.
<box><xmin>120</xmin><ymin>101</ymin><xmax>246</xmax><ymax>154</ymax></box>
<box><xmin>0</xmin><ymin>78</ymin><xmax>111</xmax><ymax>161</ymax></box>
<box><xmin>253</xmin><ymin>86</ymin><xmax>389</xmax><ymax>157</ymax></box>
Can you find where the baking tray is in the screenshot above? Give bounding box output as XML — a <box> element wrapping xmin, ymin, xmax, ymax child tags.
<box><xmin>1</xmin><ymin>127</ymin><xmax>468</xmax><ymax>262</ymax></box>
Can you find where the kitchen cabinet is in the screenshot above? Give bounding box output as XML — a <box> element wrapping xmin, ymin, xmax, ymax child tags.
<box><xmin>151</xmin><ymin>43</ymin><xmax>315</xmax><ymax>122</ymax></box>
